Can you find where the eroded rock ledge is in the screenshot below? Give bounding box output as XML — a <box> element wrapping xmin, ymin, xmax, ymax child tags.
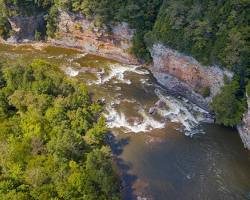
<box><xmin>7</xmin><ymin>14</ymin><xmax>45</xmax><ymax>42</ymax></box>
<box><xmin>50</xmin><ymin>11</ymin><xmax>138</xmax><ymax>65</ymax></box>
<box><xmin>150</xmin><ymin>44</ymin><xmax>233</xmax><ymax>111</ymax></box>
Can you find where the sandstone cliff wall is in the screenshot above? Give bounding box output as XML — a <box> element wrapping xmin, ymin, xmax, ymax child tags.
<box><xmin>7</xmin><ymin>14</ymin><xmax>45</xmax><ymax>42</ymax></box>
<box><xmin>50</xmin><ymin>11</ymin><xmax>138</xmax><ymax>64</ymax></box>
<box><xmin>150</xmin><ymin>44</ymin><xmax>233</xmax><ymax>110</ymax></box>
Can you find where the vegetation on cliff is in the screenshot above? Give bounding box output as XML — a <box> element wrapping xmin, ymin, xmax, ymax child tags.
<box><xmin>0</xmin><ymin>0</ymin><xmax>249</xmax><ymax>126</ymax></box>
<box><xmin>210</xmin><ymin>79</ymin><xmax>246</xmax><ymax>126</ymax></box>
<box><xmin>0</xmin><ymin>60</ymin><xmax>120</xmax><ymax>199</ymax></box>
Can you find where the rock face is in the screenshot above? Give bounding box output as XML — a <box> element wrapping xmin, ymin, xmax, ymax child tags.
<box><xmin>238</xmin><ymin>96</ymin><xmax>250</xmax><ymax>150</ymax></box>
<box><xmin>8</xmin><ymin>14</ymin><xmax>45</xmax><ymax>42</ymax></box>
<box><xmin>150</xmin><ymin>43</ymin><xmax>233</xmax><ymax>111</ymax></box>
<box><xmin>50</xmin><ymin>11</ymin><xmax>137</xmax><ymax>64</ymax></box>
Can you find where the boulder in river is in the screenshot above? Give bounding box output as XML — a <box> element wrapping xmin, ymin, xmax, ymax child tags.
<box><xmin>148</xmin><ymin>107</ymin><xmax>157</xmax><ymax>115</ymax></box>
<box><xmin>97</xmin><ymin>98</ymin><xmax>106</xmax><ymax>105</ymax></box>
<box><xmin>155</xmin><ymin>100</ymin><xmax>166</xmax><ymax>109</ymax></box>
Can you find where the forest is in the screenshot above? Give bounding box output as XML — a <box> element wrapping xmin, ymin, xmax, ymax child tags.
<box><xmin>0</xmin><ymin>59</ymin><xmax>120</xmax><ymax>199</ymax></box>
<box><xmin>0</xmin><ymin>1</ymin><xmax>249</xmax><ymax>124</ymax></box>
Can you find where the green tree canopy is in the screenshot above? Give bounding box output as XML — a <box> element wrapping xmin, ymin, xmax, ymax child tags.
<box><xmin>0</xmin><ymin>60</ymin><xmax>120</xmax><ymax>199</ymax></box>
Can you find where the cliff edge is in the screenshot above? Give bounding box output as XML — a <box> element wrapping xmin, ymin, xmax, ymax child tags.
<box><xmin>238</xmin><ymin>95</ymin><xmax>250</xmax><ymax>150</ymax></box>
<box><xmin>150</xmin><ymin>44</ymin><xmax>233</xmax><ymax>111</ymax></box>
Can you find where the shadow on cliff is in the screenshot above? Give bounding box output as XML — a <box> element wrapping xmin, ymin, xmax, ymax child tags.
<box><xmin>106</xmin><ymin>132</ymin><xmax>138</xmax><ymax>200</ymax></box>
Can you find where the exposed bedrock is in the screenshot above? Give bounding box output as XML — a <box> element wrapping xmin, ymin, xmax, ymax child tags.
<box><xmin>7</xmin><ymin>14</ymin><xmax>45</xmax><ymax>42</ymax></box>
<box><xmin>50</xmin><ymin>10</ymin><xmax>138</xmax><ymax>65</ymax></box>
<box><xmin>149</xmin><ymin>43</ymin><xmax>233</xmax><ymax>111</ymax></box>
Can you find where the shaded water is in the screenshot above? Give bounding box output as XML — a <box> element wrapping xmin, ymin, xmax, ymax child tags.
<box><xmin>0</xmin><ymin>43</ymin><xmax>250</xmax><ymax>200</ymax></box>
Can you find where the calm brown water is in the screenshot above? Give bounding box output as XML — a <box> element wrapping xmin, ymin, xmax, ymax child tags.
<box><xmin>0</xmin><ymin>43</ymin><xmax>250</xmax><ymax>200</ymax></box>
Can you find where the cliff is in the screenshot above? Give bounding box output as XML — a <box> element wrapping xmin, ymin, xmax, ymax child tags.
<box><xmin>150</xmin><ymin>44</ymin><xmax>233</xmax><ymax>111</ymax></box>
<box><xmin>7</xmin><ymin>14</ymin><xmax>45</xmax><ymax>42</ymax></box>
<box><xmin>238</xmin><ymin>96</ymin><xmax>250</xmax><ymax>150</ymax></box>
<box><xmin>50</xmin><ymin>11</ymin><xmax>138</xmax><ymax>65</ymax></box>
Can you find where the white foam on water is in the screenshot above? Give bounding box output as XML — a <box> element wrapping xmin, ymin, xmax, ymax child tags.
<box><xmin>155</xmin><ymin>89</ymin><xmax>208</xmax><ymax>135</ymax></box>
<box><xmin>140</xmin><ymin>79</ymin><xmax>147</xmax><ymax>84</ymax></box>
<box><xmin>74</xmin><ymin>53</ymin><xmax>88</xmax><ymax>59</ymax></box>
<box><xmin>115</xmin><ymin>86</ymin><xmax>122</xmax><ymax>91</ymax></box>
<box><xmin>48</xmin><ymin>55</ymin><xmax>64</xmax><ymax>59</ymax></box>
<box><xmin>64</xmin><ymin>67</ymin><xmax>79</xmax><ymax>77</ymax></box>
<box><xmin>104</xmin><ymin>106</ymin><xmax>165</xmax><ymax>133</ymax></box>
<box><xmin>65</xmin><ymin>53</ymin><xmax>88</xmax><ymax>63</ymax></box>
<box><xmin>88</xmin><ymin>68</ymin><xmax>105</xmax><ymax>85</ymax></box>
<box><xmin>89</xmin><ymin>63</ymin><xmax>149</xmax><ymax>85</ymax></box>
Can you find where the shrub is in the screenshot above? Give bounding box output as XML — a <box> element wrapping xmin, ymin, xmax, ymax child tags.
<box><xmin>0</xmin><ymin>16</ymin><xmax>11</xmax><ymax>39</ymax></box>
<box><xmin>74</xmin><ymin>23</ymin><xmax>82</xmax><ymax>31</ymax></box>
<box><xmin>34</xmin><ymin>30</ymin><xmax>41</xmax><ymax>41</ymax></box>
<box><xmin>45</xmin><ymin>6</ymin><xmax>58</xmax><ymax>38</ymax></box>
<box><xmin>210</xmin><ymin>81</ymin><xmax>246</xmax><ymax>126</ymax></box>
<box><xmin>247</xmin><ymin>82</ymin><xmax>250</xmax><ymax>97</ymax></box>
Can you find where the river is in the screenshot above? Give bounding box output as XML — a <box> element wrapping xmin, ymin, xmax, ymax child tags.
<box><xmin>0</xmin><ymin>43</ymin><xmax>250</xmax><ymax>200</ymax></box>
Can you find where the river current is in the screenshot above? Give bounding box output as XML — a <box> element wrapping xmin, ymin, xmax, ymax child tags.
<box><xmin>0</xmin><ymin>43</ymin><xmax>250</xmax><ymax>200</ymax></box>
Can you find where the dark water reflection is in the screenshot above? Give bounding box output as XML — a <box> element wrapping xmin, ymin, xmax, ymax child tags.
<box><xmin>114</xmin><ymin>125</ymin><xmax>250</xmax><ymax>200</ymax></box>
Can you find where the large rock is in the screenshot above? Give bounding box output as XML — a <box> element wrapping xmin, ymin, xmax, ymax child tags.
<box><xmin>50</xmin><ymin>11</ymin><xmax>138</xmax><ymax>65</ymax></box>
<box><xmin>149</xmin><ymin>43</ymin><xmax>233</xmax><ymax>111</ymax></box>
<box><xmin>238</xmin><ymin>95</ymin><xmax>250</xmax><ymax>150</ymax></box>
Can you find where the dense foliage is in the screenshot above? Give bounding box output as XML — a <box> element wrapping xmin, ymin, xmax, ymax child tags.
<box><xmin>210</xmin><ymin>79</ymin><xmax>246</xmax><ymax>126</ymax></box>
<box><xmin>0</xmin><ymin>60</ymin><xmax>120</xmax><ymax>199</ymax></box>
<box><xmin>148</xmin><ymin>1</ymin><xmax>249</xmax><ymax>68</ymax></box>
<box><xmin>0</xmin><ymin>0</ymin><xmax>249</xmax><ymax>126</ymax></box>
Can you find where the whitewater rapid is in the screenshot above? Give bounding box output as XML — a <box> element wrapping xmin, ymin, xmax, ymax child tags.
<box><xmin>63</xmin><ymin>58</ymin><xmax>210</xmax><ymax>135</ymax></box>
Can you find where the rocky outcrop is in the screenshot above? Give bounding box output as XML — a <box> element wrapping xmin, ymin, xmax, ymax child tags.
<box><xmin>150</xmin><ymin>44</ymin><xmax>233</xmax><ymax>111</ymax></box>
<box><xmin>50</xmin><ymin>11</ymin><xmax>137</xmax><ymax>64</ymax></box>
<box><xmin>238</xmin><ymin>95</ymin><xmax>250</xmax><ymax>150</ymax></box>
<box><xmin>7</xmin><ymin>14</ymin><xmax>45</xmax><ymax>42</ymax></box>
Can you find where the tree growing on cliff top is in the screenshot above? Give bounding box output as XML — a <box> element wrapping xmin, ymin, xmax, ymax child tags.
<box><xmin>210</xmin><ymin>81</ymin><xmax>246</xmax><ymax>126</ymax></box>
